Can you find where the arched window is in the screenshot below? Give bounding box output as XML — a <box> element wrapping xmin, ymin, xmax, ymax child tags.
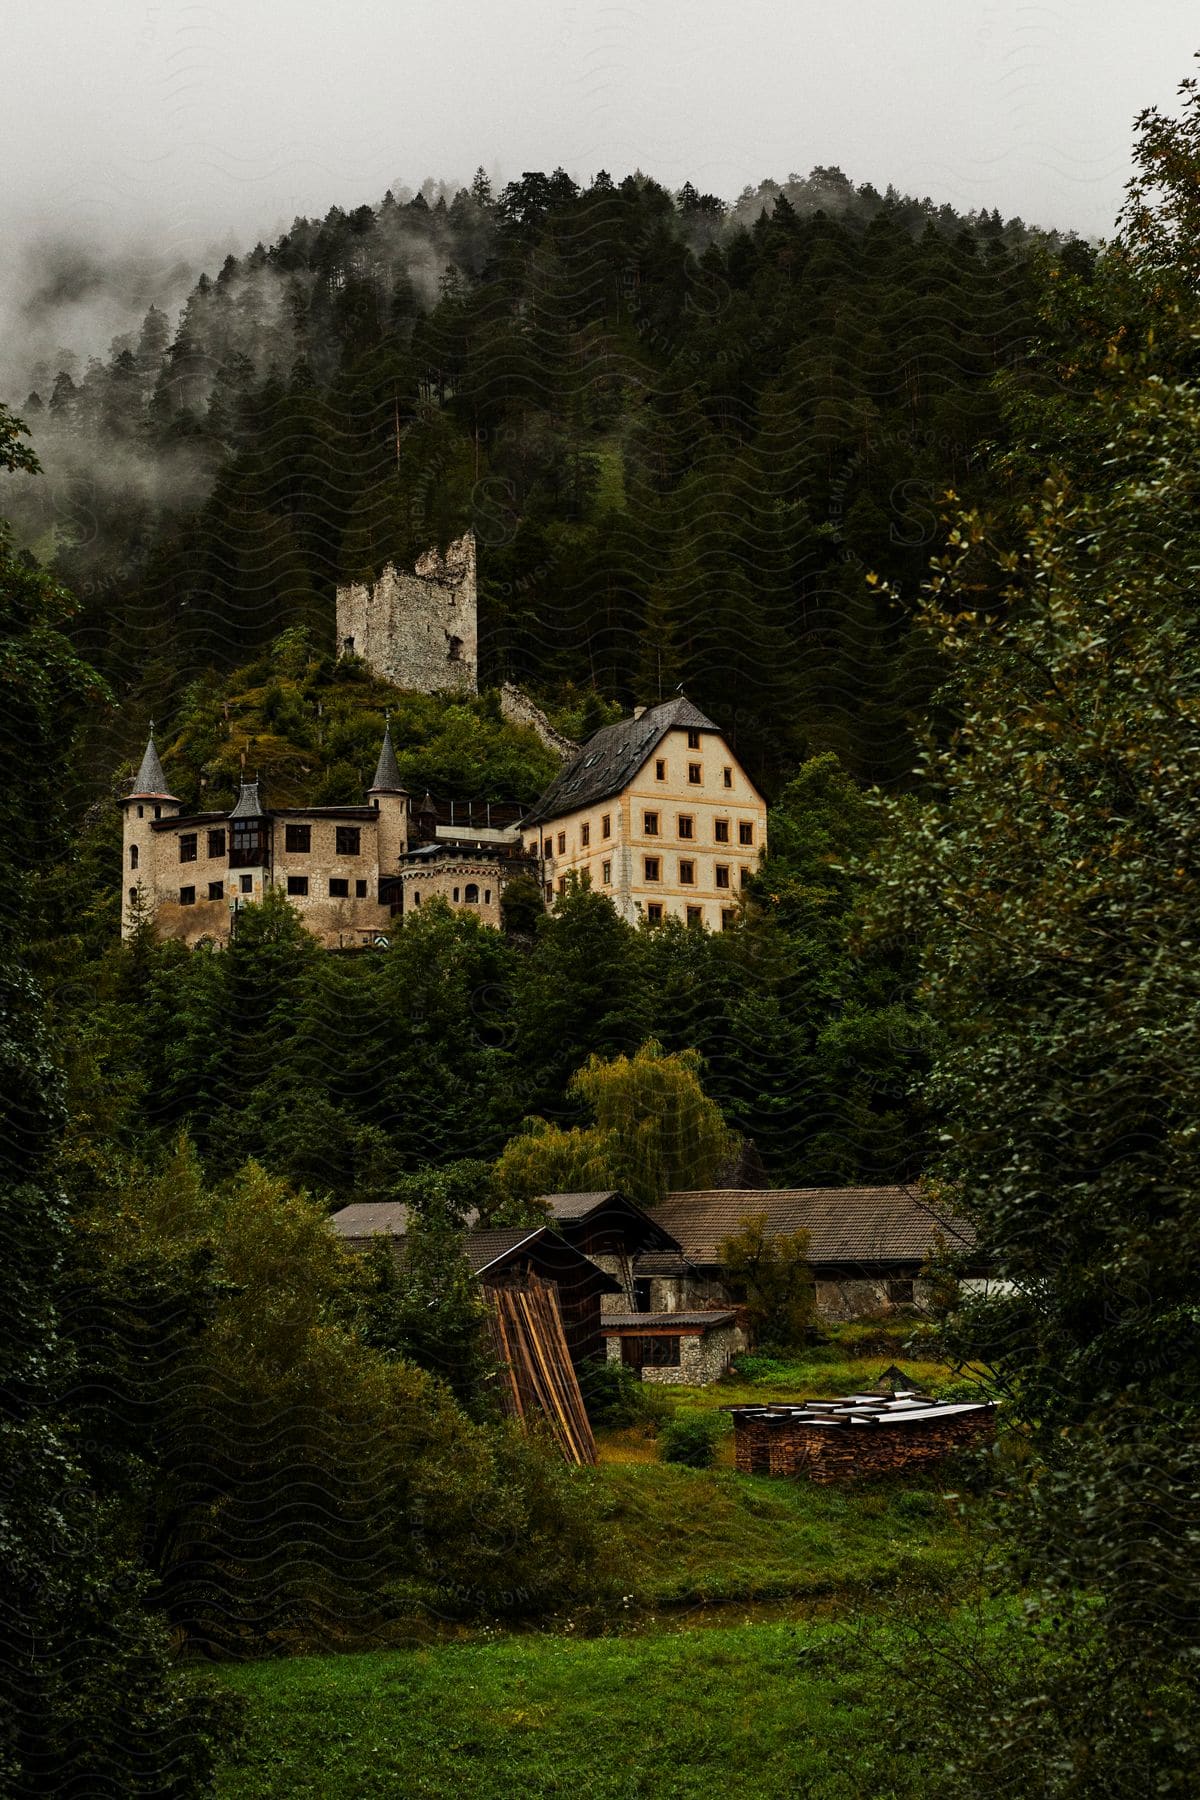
<box><xmin>128</xmin><ymin>887</ymin><xmax>138</xmax><ymax>907</ymax></box>
<box><xmin>129</xmin><ymin>844</ymin><xmax>139</xmax><ymax>870</ymax></box>
<box><xmin>412</xmin><ymin>889</ymin><xmax>420</xmax><ymax>906</ymax></box>
<box><xmin>137</xmin><ymin>804</ymin><xmax>144</xmax><ymax>819</ymax></box>
<box><xmin>465</xmin><ymin>883</ymin><xmax>479</xmax><ymax>904</ymax></box>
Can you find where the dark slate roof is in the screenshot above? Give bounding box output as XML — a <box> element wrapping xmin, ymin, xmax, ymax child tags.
<box><xmin>129</xmin><ymin>733</ymin><xmax>179</xmax><ymax>800</ymax></box>
<box><xmin>653</xmin><ymin>1187</ymin><xmax>978</xmax><ymax>1269</ymax></box>
<box><xmin>369</xmin><ymin>724</ymin><xmax>406</xmax><ymax>794</ymax></box>
<box><xmin>229</xmin><ymin>778</ymin><xmax>267</xmax><ymax>820</ymax></box>
<box><xmin>521</xmin><ymin>696</ymin><xmax>722</xmax><ymax>826</ymax></box>
<box><xmin>538</xmin><ymin>1190</ymin><xmax>683</xmax><ymax>1251</ymax></box>
<box><xmin>601</xmin><ymin>1311</ymin><xmax>737</xmax><ymax>1330</ymax></box>
<box><xmin>633</xmin><ymin>1250</ymin><xmax>691</xmax><ymax>1277</ymax></box>
<box><xmin>465</xmin><ymin>1226</ymin><xmax>546</xmax><ymax>1274</ymax></box>
<box><xmin>330</xmin><ymin>1202</ymin><xmax>411</xmax><ymax>1239</ymax></box>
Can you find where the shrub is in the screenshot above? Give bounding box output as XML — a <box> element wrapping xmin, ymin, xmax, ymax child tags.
<box><xmin>660</xmin><ymin>1412</ymin><xmax>723</xmax><ymax>1468</ymax></box>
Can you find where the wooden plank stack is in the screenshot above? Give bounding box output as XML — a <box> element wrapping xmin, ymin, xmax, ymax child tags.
<box><xmin>483</xmin><ymin>1275</ymin><xmax>597</xmax><ymax>1466</ymax></box>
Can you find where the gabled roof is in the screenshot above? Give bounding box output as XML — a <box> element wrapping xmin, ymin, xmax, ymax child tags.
<box><xmin>327</xmin><ymin>1206</ymin><xmax>622</xmax><ymax>1291</ymax></box>
<box><xmin>329</xmin><ymin>1202</ymin><xmax>411</xmax><ymax>1239</ymax></box>
<box><xmin>128</xmin><ymin>733</ymin><xmax>180</xmax><ymax>801</ymax></box>
<box><xmin>521</xmin><ymin>695</ymin><xmax>723</xmax><ymax>827</ymax></box>
<box><xmin>369</xmin><ymin>724</ymin><xmax>406</xmax><ymax>795</ymax></box>
<box><xmin>652</xmin><ymin>1187</ymin><xmax>977</xmax><ymax>1269</ymax></box>
<box><xmin>538</xmin><ymin>1190</ymin><xmax>682</xmax><ymax>1251</ymax></box>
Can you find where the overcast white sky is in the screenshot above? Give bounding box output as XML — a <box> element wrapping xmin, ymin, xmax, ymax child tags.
<box><xmin>2</xmin><ymin>0</ymin><xmax>1198</xmax><ymax>379</ymax></box>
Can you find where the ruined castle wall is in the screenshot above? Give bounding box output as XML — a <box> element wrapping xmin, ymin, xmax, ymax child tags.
<box><xmin>336</xmin><ymin>534</ymin><xmax>478</xmax><ymax>695</ymax></box>
<box><xmin>498</xmin><ymin>684</ymin><xmax>578</xmax><ymax>761</ymax></box>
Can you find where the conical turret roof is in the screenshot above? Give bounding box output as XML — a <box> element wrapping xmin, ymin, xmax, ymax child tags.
<box><xmin>128</xmin><ymin>731</ymin><xmax>179</xmax><ymax>801</ymax></box>
<box><xmin>368</xmin><ymin>722</ymin><xmax>406</xmax><ymax>794</ymax></box>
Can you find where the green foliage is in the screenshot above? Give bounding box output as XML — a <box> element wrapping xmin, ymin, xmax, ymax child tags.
<box><xmin>493</xmin><ymin>1039</ymin><xmax>735</xmax><ymax>1210</ymax></box>
<box><xmin>718</xmin><ymin>1213</ymin><xmax>815</xmax><ymax>1349</ymax></box>
<box><xmin>578</xmin><ymin>1355</ymin><xmax>664</xmax><ymax>1429</ymax></box>
<box><xmin>357</xmin><ymin>1216</ymin><xmax>496</xmax><ymax>1412</ymax></box>
<box><xmin>659</xmin><ymin>1412</ymin><xmax>723</xmax><ymax>1468</ymax></box>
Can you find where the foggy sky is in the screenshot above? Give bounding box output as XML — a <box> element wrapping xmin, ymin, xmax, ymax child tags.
<box><xmin>3</xmin><ymin>0</ymin><xmax>1199</xmax><ymax>384</ymax></box>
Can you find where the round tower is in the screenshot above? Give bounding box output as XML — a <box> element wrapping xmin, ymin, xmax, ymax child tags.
<box><xmin>120</xmin><ymin>728</ymin><xmax>182</xmax><ymax>939</ymax></box>
<box><xmin>367</xmin><ymin>720</ymin><xmax>410</xmax><ymax>877</ymax></box>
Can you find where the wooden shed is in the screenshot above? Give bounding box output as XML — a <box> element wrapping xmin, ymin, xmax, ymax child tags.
<box><xmin>728</xmin><ymin>1392</ymin><xmax>996</xmax><ymax>1483</ymax></box>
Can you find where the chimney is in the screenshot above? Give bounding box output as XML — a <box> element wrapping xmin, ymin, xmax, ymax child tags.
<box><xmin>632</xmin><ymin>705</ymin><xmax>646</xmax><ymax>720</ymax></box>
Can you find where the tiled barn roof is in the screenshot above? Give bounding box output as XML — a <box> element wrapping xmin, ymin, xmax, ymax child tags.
<box><xmin>652</xmin><ymin>1187</ymin><xmax>977</xmax><ymax>1269</ymax></box>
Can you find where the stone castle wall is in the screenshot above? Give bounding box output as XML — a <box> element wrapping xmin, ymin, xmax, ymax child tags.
<box><xmin>336</xmin><ymin>534</ymin><xmax>478</xmax><ymax>694</ymax></box>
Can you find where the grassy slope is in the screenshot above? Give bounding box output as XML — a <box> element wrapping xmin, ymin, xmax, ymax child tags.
<box><xmin>214</xmin><ymin>1615</ymin><xmax>932</xmax><ymax>1800</ymax></box>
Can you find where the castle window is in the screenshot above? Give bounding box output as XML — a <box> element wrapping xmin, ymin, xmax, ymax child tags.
<box><xmin>343</xmin><ymin>635</ymin><xmax>355</xmax><ymax>653</ymax></box>
<box><xmin>447</xmin><ymin>635</ymin><xmax>463</xmax><ymax>662</ymax></box>
<box><xmin>714</xmin><ymin>819</ymin><xmax>730</xmax><ymax>844</ymax></box>
<box><xmin>739</xmin><ymin>821</ymin><xmax>754</xmax><ymax>846</ymax></box>
<box><xmin>128</xmin><ymin>887</ymin><xmax>138</xmax><ymax>906</ymax></box>
<box><xmin>287</xmin><ymin>875</ymin><xmax>309</xmax><ymax>897</ymax></box>
<box><xmin>240</xmin><ymin>874</ymin><xmax>253</xmax><ymax>894</ymax></box>
<box><xmin>602</xmin><ymin>859</ymin><xmax>611</xmax><ymax>884</ymax></box>
<box><xmin>208</xmin><ymin>828</ymin><xmax>226</xmax><ymax>858</ymax></box>
<box><xmin>557</xmin><ymin>831</ymin><xmax>566</xmax><ymax>854</ymax></box>
<box><xmin>209</xmin><ymin>881</ymin><xmax>224</xmax><ymax>901</ymax></box>
<box><xmin>644</xmin><ymin>856</ymin><xmax>661</xmax><ymax>882</ymax></box>
<box><xmin>453</xmin><ymin>887</ymin><xmax>460</xmax><ymax>902</ymax></box>
<box><xmin>688</xmin><ymin>763</ymin><xmax>702</xmax><ymax>785</ymax></box>
<box><xmin>715</xmin><ymin>864</ymin><xmax>730</xmax><ymax>889</ymax></box>
<box><xmin>465</xmin><ymin>883</ymin><xmax>479</xmax><ymax>904</ymax></box>
<box><xmin>179</xmin><ymin>834</ymin><xmax>197</xmax><ymax>863</ymax></box>
<box><xmin>687</xmin><ymin>728</ymin><xmax>701</xmax><ymax>749</ymax></box>
<box><xmin>646</xmin><ymin>902</ymin><xmax>663</xmax><ymax>924</ymax></box>
<box><xmin>336</xmin><ymin>827</ymin><xmax>361</xmax><ymax>857</ymax></box>
<box><xmin>231</xmin><ymin>820</ymin><xmax>268</xmax><ymax>867</ymax></box>
<box><xmin>677</xmin><ymin>815</ymin><xmax>694</xmax><ymax>840</ymax></box>
<box><xmin>286</xmin><ymin>824</ymin><xmax>311</xmax><ymax>854</ymax></box>
<box><xmin>129</xmin><ymin>844</ymin><xmax>139</xmax><ymax>870</ymax></box>
<box><xmin>153</xmin><ymin>805</ymin><xmax>162</xmax><ymax>820</ymax></box>
<box><xmin>601</xmin><ymin>814</ymin><xmax>611</xmax><ymax>838</ymax></box>
<box><xmin>723</xmin><ymin>767</ymin><xmax>733</xmax><ymax>788</ymax></box>
<box><xmin>137</xmin><ymin>805</ymin><xmax>144</xmax><ymax>819</ymax></box>
<box><xmin>412</xmin><ymin>890</ymin><xmax>420</xmax><ymax>905</ymax></box>
<box><xmin>558</xmin><ymin>877</ymin><xmax>567</xmax><ymax>894</ymax></box>
<box><xmin>484</xmin><ymin>889</ymin><xmax>491</xmax><ymax>904</ymax></box>
<box><xmin>721</xmin><ymin>907</ymin><xmax>736</xmax><ymax>931</ymax></box>
<box><xmin>655</xmin><ymin>758</ymin><xmax>666</xmax><ymax>780</ymax></box>
<box><xmin>679</xmin><ymin>859</ymin><xmax>695</xmax><ymax>885</ymax></box>
<box><xmin>329</xmin><ymin>878</ymin><xmax>350</xmax><ymax>898</ymax></box>
<box><xmin>686</xmin><ymin>905</ymin><xmax>703</xmax><ymax>928</ymax></box>
<box><xmin>355</xmin><ymin>879</ymin><xmax>368</xmax><ymax>898</ymax></box>
<box><xmin>545</xmin><ymin>883</ymin><xmax>553</xmax><ymax>902</ymax></box>
<box><xmin>740</xmin><ymin>867</ymin><xmax>751</xmax><ymax>887</ymax></box>
<box><xmin>580</xmin><ymin>823</ymin><xmax>590</xmax><ymax>847</ymax></box>
<box><xmin>179</xmin><ymin>886</ymin><xmax>196</xmax><ymax>906</ymax></box>
<box><xmin>643</xmin><ymin>811</ymin><xmax>659</xmax><ymax>835</ymax></box>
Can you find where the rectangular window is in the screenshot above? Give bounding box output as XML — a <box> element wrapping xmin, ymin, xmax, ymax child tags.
<box><xmin>208</xmin><ymin>828</ymin><xmax>226</xmax><ymax>858</ymax></box>
<box><xmin>601</xmin><ymin>859</ymin><xmax>612</xmax><ymax>884</ymax></box>
<box><xmin>287</xmin><ymin>875</ymin><xmax>309</xmax><ymax>896</ymax></box>
<box><xmin>677</xmin><ymin>815</ymin><xmax>694</xmax><ymax>840</ymax></box>
<box><xmin>688</xmin><ymin>763</ymin><xmax>702</xmax><ymax>785</ymax></box>
<box><xmin>329</xmin><ymin>877</ymin><xmax>350</xmax><ymax>898</ymax></box>
<box><xmin>687</xmin><ymin>728</ymin><xmax>701</xmax><ymax>749</ymax></box>
<box><xmin>643</xmin><ymin>810</ymin><xmax>659</xmax><ymax>835</ymax></box>
<box><xmin>646</xmin><ymin>902</ymin><xmax>663</xmax><ymax>924</ymax></box>
<box><xmin>740</xmin><ymin>866</ymin><xmax>751</xmax><ymax>887</ymax></box>
<box><xmin>715</xmin><ymin>864</ymin><xmax>730</xmax><ymax>889</ymax></box>
<box><xmin>558</xmin><ymin>876</ymin><xmax>567</xmax><ymax>893</ymax></box>
<box><xmin>580</xmin><ymin>822</ymin><xmax>590</xmax><ymax>847</ymax></box>
<box><xmin>655</xmin><ymin>758</ymin><xmax>666</xmax><ymax>781</ymax></box>
<box><xmin>686</xmin><ymin>904</ymin><xmax>703</xmax><ymax>928</ymax></box>
<box><xmin>355</xmin><ymin>878</ymin><xmax>368</xmax><ymax>898</ymax></box>
<box><xmin>335</xmin><ymin>826</ymin><xmax>361</xmax><ymax>857</ymax></box>
<box><xmin>179</xmin><ymin>886</ymin><xmax>196</xmax><ymax>906</ymax></box>
<box><xmin>179</xmin><ymin>833</ymin><xmax>197</xmax><ymax>863</ymax></box>
<box><xmin>679</xmin><ymin>859</ymin><xmax>695</xmax><ymax>885</ymax></box>
<box><xmin>453</xmin><ymin>887</ymin><xmax>460</xmax><ymax>902</ymax></box>
<box><xmin>208</xmin><ymin>880</ymin><xmax>224</xmax><ymax>901</ymax></box>
<box><xmin>543</xmin><ymin>838</ymin><xmax>553</xmax><ymax>858</ymax></box>
<box><xmin>622</xmin><ymin>1333</ymin><xmax>680</xmax><ymax>1367</ymax></box>
<box><xmin>739</xmin><ymin>821</ymin><xmax>754</xmax><ymax>845</ymax></box>
<box><xmin>545</xmin><ymin>882</ymin><xmax>553</xmax><ymax>901</ymax></box>
<box><xmin>644</xmin><ymin>855</ymin><xmax>661</xmax><ymax>882</ymax></box>
<box><xmin>240</xmin><ymin>873</ymin><xmax>253</xmax><ymax>894</ymax></box>
<box><xmin>230</xmin><ymin>820</ymin><xmax>268</xmax><ymax>867</ymax></box>
<box><xmin>714</xmin><ymin>818</ymin><xmax>730</xmax><ymax>843</ymax></box>
<box><xmin>557</xmin><ymin>831</ymin><xmax>566</xmax><ymax>854</ymax></box>
<box><xmin>723</xmin><ymin>766</ymin><xmax>733</xmax><ymax>789</ymax></box>
<box><xmin>285</xmin><ymin>823</ymin><xmax>311</xmax><ymax>854</ymax></box>
<box><xmin>602</xmin><ymin>814</ymin><xmax>611</xmax><ymax>838</ymax></box>
<box><xmin>721</xmin><ymin>907</ymin><xmax>736</xmax><ymax>930</ymax></box>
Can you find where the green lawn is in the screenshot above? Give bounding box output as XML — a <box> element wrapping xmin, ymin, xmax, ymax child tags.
<box><xmin>213</xmin><ymin>1615</ymin><xmax>933</xmax><ymax>1799</ymax></box>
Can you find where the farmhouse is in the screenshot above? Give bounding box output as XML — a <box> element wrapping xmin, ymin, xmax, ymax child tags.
<box><xmin>641</xmin><ymin>1186</ymin><xmax>982</xmax><ymax>1321</ymax></box>
<box><xmin>535</xmin><ymin>1191</ymin><xmax>683</xmax><ymax>1312</ymax></box>
<box><xmin>329</xmin><ymin>1202</ymin><xmax>620</xmax><ymax>1371</ymax></box>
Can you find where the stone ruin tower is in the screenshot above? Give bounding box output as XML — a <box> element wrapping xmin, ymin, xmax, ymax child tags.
<box><xmin>335</xmin><ymin>531</ymin><xmax>478</xmax><ymax>695</ymax></box>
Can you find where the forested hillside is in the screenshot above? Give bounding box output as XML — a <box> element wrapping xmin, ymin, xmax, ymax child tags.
<box><xmin>10</xmin><ymin>165</ymin><xmax>1069</xmax><ymax>800</ymax></box>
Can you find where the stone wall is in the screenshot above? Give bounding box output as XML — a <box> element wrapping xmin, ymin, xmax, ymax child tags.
<box><xmin>604</xmin><ymin>1323</ymin><xmax>746</xmax><ymax>1386</ymax></box>
<box><xmin>336</xmin><ymin>534</ymin><xmax>478</xmax><ymax>694</ymax></box>
<box><xmin>499</xmin><ymin>683</ymin><xmax>579</xmax><ymax>761</ymax></box>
